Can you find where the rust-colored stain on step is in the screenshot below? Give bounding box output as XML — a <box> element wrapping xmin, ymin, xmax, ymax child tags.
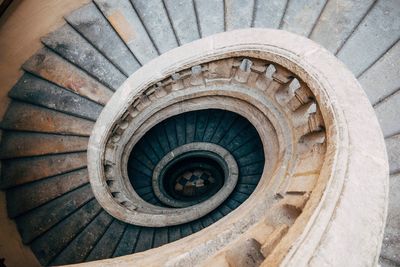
<box><xmin>22</xmin><ymin>48</ymin><xmax>112</xmax><ymax>105</ymax></box>
<box><xmin>0</xmin><ymin>102</ymin><xmax>94</xmax><ymax>136</ymax></box>
<box><xmin>108</xmin><ymin>10</ymin><xmax>136</xmax><ymax>43</ymax></box>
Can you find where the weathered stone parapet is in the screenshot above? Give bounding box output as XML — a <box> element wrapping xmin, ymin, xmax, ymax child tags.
<box><xmin>85</xmin><ymin>29</ymin><xmax>388</xmax><ymax>266</ymax></box>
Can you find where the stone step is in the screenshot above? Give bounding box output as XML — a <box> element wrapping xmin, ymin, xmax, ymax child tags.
<box><xmin>224</xmin><ymin>0</ymin><xmax>255</xmax><ymax>31</ymax></box>
<box><xmin>280</xmin><ymin>0</ymin><xmax>327</xmax><ymax>37</ymax></box>
<box><xmin>375</xmin><ymin>90</ymin><xmax>400</xmax><ymax>137</ymax></box>
<box><xmin>1</xmin><ymin>101</ymin><xmax>94</xmax><ymax>136</ymax></box>
<box><xmin>168</xmin><ymin>225</ymin><xmax>181</xmax><ymax>243</ymax></box>
<box><xmin>134</xmin><ymin>227</ymin><xmax>154</xmax><ymax>253</ymax></box>
<box><xmin>386</xmin><ymin>134</ymin><xmax>400</xmax><ymax>175</ymax></box>
<box><xmin>130</xmin><ymin>0</ymin><xmax>178</xmax><ymax>54</ymax></box>
<box><xmin>7</xmin><ymin>168</ymin><xmax>89</xmax><ymax>218</ymax></box>
<box><xmin>253</xmin><ymin>0</ymin><xmax>287</xmax><ymax>28</ymax></box>
<box><xmin>193</xmin><ymin>0</ymin><xmax>224</xmax><ymax>37</ymax></box>
<box><xmin>0</xmin><ymin>152</ymin><xmax>87</xmax><ymax>189</ymax></box>
<box><xmin>113</xmin><ymin>225</ymin><xmax>140</xmax><ymax>257</ymax></box>
<box><xmin>94</xmin><ymin>0</ymin><xmax>158</xmax><ymax>64</ymax></box>
<box><xmin>183</xmin><ymin>111</ymin><xmax>196</xmax><ymax>144</ymax></box>
<box><xmin>0</xmin><ymin>132</ymin><xmax>87</xmax><ymax>159</ymax></box>
<box><xmin>85</xmin><ymin>219</ymin><xmax>126</xmax><ymax>262</ymax></box>
<box><xmin>51</xmin><ymin>211</ymin><xmax>113</xmax><ymax>265</ymax></box>
<box><xmin>359</xmin><ymin>41</ymin><xmax>400</xmax><ymax>105</ymax></box>
<box><xmin>174</xmin><ymin>113</ymin><xmax>186</xmax><ymax>146</ymax></box>
<box><xmin>193</xmin><ymin>109</ymin><xmax>209</xmax><ymax>142</ymax></box>
<box><xmin>337</xmin><ymin>0</ymin><xmax>400</xmax><ymax>77</ymax></box>
<box><xmin>30</xmin><ymin>199</ymin><xmax>102</xmax><ymax>265</ymax></box>
<box><xmin>219</xmin><ymin>117</ymin><xmax>250</xmax><ymax>148</ymax></box>
<box><xmin>23</xmin><ymin>48</ymin><xmax>113</xmax><ymax>105</ymax></box>
<box><xmin>210</xmin><ymin>112</ymin><xmax>237</xmax><ymax>144</ymax></box>
<box><xmin>310</xmin><ymin>0</ymin><xmax>375</xmax><ymax>54</ymax></box>
<box><xmin>16</xmin><ymin>184</ymin><xmax>94</xmax><ymax>244</ymax></box>
<box><xmin>9</xmin><ymin>73</ymin><xmax>103</xmax><ymax>121</ymax></box>
<box><xmin>42</xmin><ymin>24</ymin><xmax>126</xmax><ymax>90</ymax></box>
<box><xmin>163</xmin><ymin>0</ymin><xmax>200</xmax><ymax>45</ymax></box>
<box><xmin>66</xmin><ymin>2</ymin><xmax>140</xmax><ymax>76</ymax></box>
<box><xmin>153</xmin><ymin>227</ymin><xmax>169</xmax><ymax>248</ymax></box>
<box><xmin>164</xmin><ymin>119</ymin><xmax>179</xmax><ymax>149</ymax></box>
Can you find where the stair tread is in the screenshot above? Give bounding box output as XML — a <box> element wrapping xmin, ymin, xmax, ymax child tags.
<box><xmin>23</xmin><ymin>47</ymin><xmax>113</xmax><ymax>105</ymax></box>
<box><xmin>1</xmin><ymin>101</ymin><xmax>94</xmax><ymax>136</ymax></box>
<box><xmin>193</xmin><ymin>0</ymin><xmax>224</xmax><ymax>37</ymax></box>
<box><xmin>0</xmin><ymin>131</ymin><xmax>88</xmax><ymax>159</ymax></box>
<box><xmin>219</xmin><ymin>117</ymin><xmax>249</xmax><ymax>147</ymax></box>
<box><xmin>180</xmin><ymin>223</ymin><xmax>193</xmax><ymax>238</ymax></box>
<box><xmin>153</xmin><ymin>124</ymin><xmax>171</xmax><ymax>154</ymax></box>
<box><xmin>218</xmin><ymin>204</ymin><xmax>233</xmax><ymax>216</ymax></box>
<box><xmin>16</xmin><ymin>184</ymin><xmax>94</xmax><ymax>244</ymax></box>
<box><xmin>310</xmin><ymin>0</ymin><xmax>375</xmax><ymax>54</ymax></box>
<box><xmin>375</xmin><ymin>90</ymin><xmax>400</xmax><ymax>137</ymax></box>
<box><xmin>9</xmin><ymin>73</ymin><xmax>102</xmax><ymax>121</ymax></box>
<box><xmin>42</xmin><ymin>24</ymin><xmax>126</xmax><ymax>90</ymax></box>
<box><xmin>281</xmin><ymin>0</ymin><xmax>327</xmax><ymax>37</ymax></box>
<box><xmin>210</xmin><ymin>112</ymin><xmax>237</xmax><ymax>144</ymax></box>
<box><xmin>174</xmin><ymin>114</ymin><xmax>186</xmax><ymax>146</ymax></box>
<box><xmin>225</xmin><ymin>0</ymin><xmax>255</xmax><ymax>31</ymax></box>
<box><xmin>237</xmin><ymin>150</ymin><xmax>264</xmax><ymax>167</ymax></box>
<box><xmin>359</xmin><ymin>41</ymin><xmax>400</xmax><ymax>105</ymax></box>
<box><xmin>239</xmin><ymin>161</ymin><xmax>265</xmax><ymax>176</ymax></box>
<box><xmin>163</xmin><ymin>0</ymin><xmax>200</xmax><ymax>45</ymax></box>
<box><xmin>193</xmin><ymin>109</ymin><xmax>209</xmax><ymax>142</ymax></box>
<box><xmin>94</xmin><ymin>0</ymin><xmax>158</xmax><ymax>64</ymax></box>
<box><xmin>202</xmin><ymin>111</ymin><xmax>224</xmax><ymax>142</ymax></box>
<box><xmin>200</xmin><ymin>215</ymin><xmax>214</xmax><ymax>228</ymax></box>
<box><xmin>134</xmin><ymin>227</ymin><xmax>154</xmax><ymax>253</ymax></box>
<box><xmin>185</xmin><ymin>111</ymin><xmax>197</xmax><ymax>143</ymax></box>
<box><xmin>164</xmin><ymin>120</ymin><xmax>179</xmax><ymax>150</ymax></box>
<box><xmin>232</xmin><ymin>138</ymin><xmax>262</xmax><ymax>159</ymax></box>
<box><xmin>386</xmin><ymin>134</ymin><xmax>400</xmax><ymax>175</ymax></box>
<box><xmin>153</xmin><ymin>227</ymin><xmax>169</xmax><ymax>248</ymax></box>
<box><xmin>129</xmin><ymin>158</ymin><xmax>153</xmax><ymax>177</ymax></box>
<box><xmin>168</xmin><ymin>225</ymin><xmax>181</xmax><ymax>243</ymax></box>
<box><xmin>225</xmin><ymin>126</ymin><xmax>258</xmax><ymax>152</ymax></box>
<box><xmin>239</xmin><ymin>175</ymin><xmax>261</xmax><ymax>185</ymax></box>
<box><xmin>130</xmin><ymin>0</ymin><xmax>178</xmax><ymax>54</ymax></box>
<box><xmin>66</xmin><ymin>2</ymin><xmax>139</xmax><ymax>76</ymax></box>
<box><xmin>144</xmin><ymin>133</ymin><xmax>165</xmax><ymax>160</ymax></box>
<box><xmin>210</xmin><ymin>209</ymin><xmax>224</xmax><ymax>222</ymax></box>
<box><xmin>135</xmin><ymin>139</ymin><xmax>160</xmax><ymax>165</ymax></box>
<box><xmin>253</xmin><ymin>0</ymin><xmax>287</xmax><ymax>28</ymax></box>
<box><xmin>230</xmin><ymin>191</ymin><xmax>250</xmax><ymax>203</ymax></box>
<box><xmin>51</xmin><ymin>211</ymin><xmax>113</xmax><ymax>265</ymax></box>
<box><xmin>113</xmin><ymin>225</ymin><xmax>140</xmax><ymax>257</ymax></box>
<box><xmin>30</xmin><ymin>199</ymin><xmax>101</xmax><ymax>265</ymax></box>
<box><xmin>85</xmin><ymin>219</ymin><xmax>126</xmax><ymax>262</ymax></box>
<box><xmin>190</xmin><ymin>220</ymin><xmax>204</xmax><ymax>233</ymax></box>
<box><xmin>129</xmin><ymin>172</ymin><xmax>152</xmax><ymax>189</ymax></box>
<box><xmin>337</xmin><ymin>0</ymin><xmax>400</xmax><ymax>77</ymax></box>
<box><xmin>7</xmin><ymin>168</ymin><xmax>88</xmax><ymax>218</ymax></box>
<box><xmin>1</xmin><ymin>152</ymin><xmax>87</xmax><ymax>189</ymax></box>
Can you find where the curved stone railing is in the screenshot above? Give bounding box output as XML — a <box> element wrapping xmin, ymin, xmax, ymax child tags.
<box><xmin>86</xmin><ymin>29</ymin><xmax>388</xmax><ymax>266</ymax></box>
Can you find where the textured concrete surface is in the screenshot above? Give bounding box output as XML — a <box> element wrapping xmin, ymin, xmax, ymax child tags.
<box><xmin>337</xmin><ymin>0</ymin><xmax>400</xmax><ymax>77</ymax></box>
<box><xmin>380</xmin><ymin>173</ymin><xmax>400</xmax><ymax>266</ymax></box>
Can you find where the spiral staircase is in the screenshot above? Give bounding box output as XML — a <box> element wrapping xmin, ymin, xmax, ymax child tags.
<box><xmin>0</xmin><ymin>0</ymin><xmax>398</xmax><ymax>266</ymax></box>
